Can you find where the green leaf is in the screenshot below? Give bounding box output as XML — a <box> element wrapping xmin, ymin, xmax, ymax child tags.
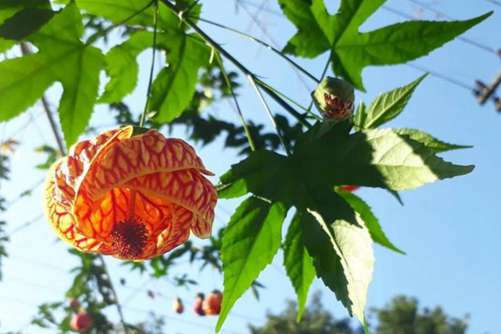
<box><xmin>0</xmin><ymin>0</ymin><xmax>54</xmax><ymax>52</ymax></box>
<box><xmin>219</xmin><ymin>150</ymin><xmax>289</xmax><ymax>200</ymax></box>
<box><xmin>219</xmin><ymin>122</ymin><xmax>472</xmax><ymax>330</ymax></box>
<box><xmin>280</xmin><ymin>0</ymin><xmax>491</xmax><ymax>90</ymax></box>
<box><xmin>0</xmin><ymin>8</ymin><xmax>54</xmax><ymax>40</ymax></box>
<box><xmin>0</xmin><ymin>3</ymin><xmax>104</xmax><ymax>148</ymax></box>
<box><xmin>301</xmin><ymin>128</ymin><xmax>474</xmax><ymax>191</ymax></box>
<box><xmin>303</xmin><ymin>207</ymin><xmax>374</xmax><ymax>327</ymax></box>
<box><xmin>58</xmin><ymin>0</ymin><xmax>157</xmax><ymax>25</ymax></box>
<box><xmin>337</xmin><ymin>190</ymin><xmax>404</xmax><ymax>254</ymax></box>
<box><xmin>62</xmin><ymin>0</ymin><xmax>201</xmax><ymax>31</ymax></box>
<box><xmin>100</xmin><ymin>31</ymin><xmax>153</xmax><ymax>103</ymax></box>
<box><xmin>354</xmin><ymin>75</ymin><xmax>426</xmax><ymax>129</ymax></box>
<box><xmin>217</xmin><ymin>197</ymin><xmax>287</xmax><ymax>332</ymax></box>
<box><xmin>0</xmin><ymin>38</ymin><xmax>13</xmax><ymax>52</ymax></box>
<box><xmin>394</xmin><ymin>128</ymin><xmax>472</xmax><ymax>153</ymax></box>
<box><xmin>278</xmin><ymin>0</ymin><xmax>329</xmax><ymax>57</ymax></box>
<box><xmin>283</xmin><ymin>211</ymin><xmax>316</xmax><ymax>321</ymax></box>
<box><xmin>222</xmin><ymin>127</ymin><xmax>474</xmax><ymax>196</ymax></box>
<box><xmin>149</xmin><ymin>34</ymin><xmax>210</xmax><ymax>122</ymax></box>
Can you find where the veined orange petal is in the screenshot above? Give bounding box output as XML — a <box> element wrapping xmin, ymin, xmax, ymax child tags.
<box><xmin>43</xmin><ymin>126</ymin><xmax>217</xmax><ymax>260</ymax></box>
<box><xmin>44</xmin><ymin>161</ymin><xmax>107</xmax><ymax>253</ymax></box>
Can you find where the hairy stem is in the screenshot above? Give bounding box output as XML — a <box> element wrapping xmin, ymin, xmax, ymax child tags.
<box><xmin>141</xmin><ymin>0</ymin><xmax>159</xmax><ymax>127</ymax></box>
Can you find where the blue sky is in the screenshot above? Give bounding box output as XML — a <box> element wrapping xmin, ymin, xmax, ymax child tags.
<box><xmin>0</xmin><ymin>0</ymin><xmax>500</xmax><ymax>333</ymax></box>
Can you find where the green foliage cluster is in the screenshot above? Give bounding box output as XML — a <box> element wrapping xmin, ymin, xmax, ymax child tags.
<box><xmin>0</xmin><ymin>0</ymin><xmax>490</xmax><ymax>333</ymax></box>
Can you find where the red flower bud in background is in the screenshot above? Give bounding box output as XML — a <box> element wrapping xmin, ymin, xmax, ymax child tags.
<box><xmin>203</xmin><ymin>290</ymin><xmax>223</xmax><ymax>315</ymax></box>
<box><xmin>68</xmin><ymin>298</ymin><xmax>80</xmax><ymax>312</ymax></box>
<box><xmin>172</xmin><ymin>297</ymin><xmax>184</xmax><ymax>314</ymax></box>
<box><xmin>193</xmin><ymin>293</ymin><xmax>205</xmax><ymax>316</ymax></box>
<box><xmin>70</xmin><ymin>311</ymin><xmax>93</xmax><ymax>332</ymax></box>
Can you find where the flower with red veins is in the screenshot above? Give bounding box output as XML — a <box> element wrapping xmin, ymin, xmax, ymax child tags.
<box><xmin>70</xmin><ymin>311</ymin><xmax>93</xmax><ymax>332</ymax></box>
<box><xmin>43</xmin><ymin>126</ymin><xmax>217</xmax><ymax>260</ymax></box>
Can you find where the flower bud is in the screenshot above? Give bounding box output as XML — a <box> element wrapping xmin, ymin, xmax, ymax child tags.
<box><xmin>313</xmin><ymin>77</ymin><xmax>355</xmax><ymax>122</ymax></box>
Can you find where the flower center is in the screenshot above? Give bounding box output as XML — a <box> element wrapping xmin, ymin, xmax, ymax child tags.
<box><xmin>110</xmin><ymin>218</ymin><xmax>147</xmax><ymax>258</ymax></box>
<box><xmin>324</xmin><ymin>93</ymin><xmax>353</xmax><ymax>119</ymax></box>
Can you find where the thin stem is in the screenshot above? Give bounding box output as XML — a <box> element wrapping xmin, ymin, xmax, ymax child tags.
<box><xmin>256</xmin><ymin>79</ymin><xmax>322</xmax><ymax>121</ymax></box>
<box><xmin>195</xmin><ymin>16</ymin><xmax>320</xmax><ymax>84</ymax></box>
<box><xmin>20</xmin><ymin>43</ymin><xmax>66</xmax><ymax>154</ymax></box>
<box><xmin>158</xmin><ymin>0</ymin><xmax>312</xmax><ymax>129</ymax></box>
<box><xmin>307</xmin><ymin>52</ymin><xmax>333</xmax><ymax>112</ymax></box>
<box><xmin>141</xmin><ymin>0</ymin><xmax>160</xmax><ymax>127</ymax></box>
<box><xmin>85</xmin><ymin>0</ymin><xmax>155</xmax><ymax>46</ymax></box>
<box><xmin>96</xmin><ymin>255</ymin><xmax>129</xmax><ymax>334</ymax></box>
<box><xmin>216</xmin><ymin>55</ymin><xmax>256</xmax><ymax>151</ymax></box>
<box><xmin>41</xmin><ymin>96</ymin><xmax>66</xmax><ymax>155</ymax></box>
<box><xmin>247</xmin><ymin>75</ymin><xmax>291</xmax><ymax>155</ymax></box>
<box><xmin>319</xmin><ymin>51</ymin><xmax>332</xmax><ymax>81</ymax></box>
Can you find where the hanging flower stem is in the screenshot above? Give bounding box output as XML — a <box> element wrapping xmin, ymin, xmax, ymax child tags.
<box><xmin>307</xmin><ymin>51</ymin><xmax>333</xmax><ymax>112</ymax></box>
<box><xmin>141</xmin><ymin>0</ymin><xmax>160</xmax><ymax>127</ymax></box>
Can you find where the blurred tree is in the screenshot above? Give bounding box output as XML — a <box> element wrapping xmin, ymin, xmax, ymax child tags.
<box><xmin>249</xmin><ymin>293</ymin><xmax>357</xmax><ymax>334</ymax></box>
<box><xmin>374</xmin><ymin>296</ymin><xmax>468</xmax><ymax>334</ymax></box>
<box><xmin>249</xmin><ymin>293</ymin><xmax>469</xmax><ymax>334</ymax></box>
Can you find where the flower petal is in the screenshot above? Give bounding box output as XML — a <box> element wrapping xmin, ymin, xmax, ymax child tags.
<box><xmin>75</xmin><ymin>129</ymin><xmax>211</xmax><ymax>202</ymax></box>
<box><xmin>126</xmin><ymin>170</ymin><xmax>217</xmax><ymax>239</ymax></box>
<box><xmin>43</xmin><ymin>161</ymin><xmax>106</xmax><ymax>253</ymax></box>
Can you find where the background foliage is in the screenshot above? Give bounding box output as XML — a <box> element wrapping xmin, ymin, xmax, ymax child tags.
<box><xmin>0</xmin><ymin>0</ymin><xmax>495</xmax><ymax>333</ymax></box>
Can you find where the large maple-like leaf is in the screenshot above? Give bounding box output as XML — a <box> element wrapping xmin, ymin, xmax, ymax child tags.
<box><xmin>278</xmin><ymin>0</ymin><xmax>491</xmax><ymax>90</ymax></box>
<box><xmin>283</xmin><ymin>210</ymin><xmax>316</xmax><ymax>321</ymax></box>
<box><xmin>149</xmin><ymin>34</ymin><xmax>210</xmax><ymax>122</ymax></box>
<box><xmin>219</xmin><ymin>127</ymin><xmax>473</xmax><ymax>199</ymax></box>
<box><xmin>217</xmin><ymin>119</ymin><xmax>473</xmax><ymax>329</ymax></box>
<box><xmin>216</xmin><ymin>196</ymin><xmax>287</xmax><ymax>331</ymax></box>
<box><xmin>100</xmin><ymin>29</ymin><xmax>209</xmax><ymax>124</ymax></box>
<box><xmin>0</xmin><ymin>3</ymin><xmax>104</xmax><ymax>148</ymax></box>
<box><xmin>303</xmin><ymin>206</ymin><xmax>374</xmax><ymax>331</ymax></box>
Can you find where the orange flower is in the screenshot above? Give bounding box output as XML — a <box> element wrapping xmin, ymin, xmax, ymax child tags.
<box><xmin>43</xmin><ymin>126</ymin><xmax>217</xmax><ymax>260</ymax></box>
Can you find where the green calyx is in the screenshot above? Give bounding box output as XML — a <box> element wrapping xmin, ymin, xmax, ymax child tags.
<box><xmin>312</xmin><ymin>77</ymin><xmax>355</xmax><ymax>122</ymax></box>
